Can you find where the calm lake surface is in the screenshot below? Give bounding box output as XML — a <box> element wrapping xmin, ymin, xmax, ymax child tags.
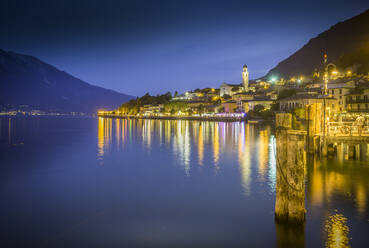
<box><xmin>1</xmin><ymin>117</ymin><xmax>368</xmax><ymax>247</ymax></box>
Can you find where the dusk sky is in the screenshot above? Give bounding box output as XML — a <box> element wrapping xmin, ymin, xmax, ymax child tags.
<box><xmin>1</xmin><ymin>0</ymin><xmax>368</xmax><ymax>96</ymax></box>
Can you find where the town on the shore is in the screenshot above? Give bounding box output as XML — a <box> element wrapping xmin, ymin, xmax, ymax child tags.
<box><xmin>99</xmin><ymin>56</ymin><xmax>369</xmax><ymax>123</ymax></box>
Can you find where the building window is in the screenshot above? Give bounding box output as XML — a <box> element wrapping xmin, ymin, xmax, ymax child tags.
<box><xmin>339</xmin><ymin>89</ymin><xmax>342</xmax><ymax>94</ymax></box>
<box><xmin>364</xmin><ymin>95</ymin><xmax>368</xmax><ymax>101</ymax></box>
<box><xmin>356</xmin><ymin>96</ymin><xmax>361</xmax><ymax>100</ymax></box>
<box><xmin>366</xmin><ymin>104</ymin><xmax>368</xmax><ymax>109</ymax></box>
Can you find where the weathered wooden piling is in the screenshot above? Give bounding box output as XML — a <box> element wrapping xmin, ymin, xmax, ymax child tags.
<box><xmin>305</xmin><ymin>103</ymin><xmax>322</xmax><ymax>155</ymax></box>
<box><xmin>275</xmin><ymin>113</ymin><xmax>306</xmax><ymax>224</ymax></box>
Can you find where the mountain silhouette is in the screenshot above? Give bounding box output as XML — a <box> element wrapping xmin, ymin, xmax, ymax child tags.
<box><xmin>0</xmin><ymin>49</ymin><xmax>134</xmax><ymax>113</ymax></box>
<box><xmin>265</xmin><ymin>9</ymin><xmax>369</xmax><ymax>79</ymax></box>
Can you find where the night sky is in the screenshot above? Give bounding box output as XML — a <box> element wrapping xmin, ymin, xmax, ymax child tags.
<box><xmin>1</xmin><ymin>0</ymin><xmax>368</xmax><ymax>96</ymax></box>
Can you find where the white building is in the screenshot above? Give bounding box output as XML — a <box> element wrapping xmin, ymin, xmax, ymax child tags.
<box><xmin>219</xmin><ymin>83</ymin><xmax>241</xmax><ymax>97</ymax></box>
<box><xmin>242</xmin><ymin>64</ymin><xmax>249</xmax><ymax>92</ymax></box>
<box><xmin>327</xmin><ymin>80</ymin><xmax>355</xmax><ymax>112</ymax></box>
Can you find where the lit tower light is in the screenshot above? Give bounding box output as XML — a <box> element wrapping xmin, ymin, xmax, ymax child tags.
<box><xmin>324</xmin><ymin>53</ymin><xmax>328</xmax><ymax>95</ymax></box>
<box><xmin>323</xmin><ymin>53</ymin><xmax>337</xmax><ymax>96</ymax></box>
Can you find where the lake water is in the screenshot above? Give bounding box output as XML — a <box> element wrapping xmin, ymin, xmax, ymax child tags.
<box><xmin>0</xmin><ymin>117</ymin><xmax>368</xmax><ymax>247</ymax></box>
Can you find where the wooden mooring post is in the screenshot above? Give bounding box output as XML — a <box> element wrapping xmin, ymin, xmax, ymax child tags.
<box><xmin>275</xmin><ymin>113</ymin><xmax>306</xmax><ymax>224</ymax></box>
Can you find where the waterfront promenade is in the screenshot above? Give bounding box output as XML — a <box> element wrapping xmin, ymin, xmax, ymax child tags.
<box><xmin>97</xmin><ymin>113</ymin><xmax>253</xmax><ymax>122</ymax></box>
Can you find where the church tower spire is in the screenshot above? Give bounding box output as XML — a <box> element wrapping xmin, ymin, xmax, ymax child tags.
<box><xmin>242</xmin><ymin>64</ymin><xmax>249</xmax><ymax>92</ymax></box>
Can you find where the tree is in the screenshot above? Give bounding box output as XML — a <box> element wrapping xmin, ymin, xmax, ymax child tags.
<box><xmin>116</xmin><ymin>92</ymin><xmax>173</xmax><ymax>115</ymax></box>
<box><xmin>197</xmin><ymin>104</ymin><xmax>205</xmax><ymax>114</ymax></box>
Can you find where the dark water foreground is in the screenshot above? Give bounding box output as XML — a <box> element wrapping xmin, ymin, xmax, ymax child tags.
<box><xmin>0</xmin><ymin>117</ymin><xmax>368</xmax><ymax>247</ymax></box>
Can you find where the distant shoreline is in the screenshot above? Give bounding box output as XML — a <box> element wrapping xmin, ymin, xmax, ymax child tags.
<box><xmin>1</xmin><ymin>114</ymin><xmax>273</xmax><ymax>124</ymax></box>
<box><xmin>97</xmin><ymin>114</ymin><xmax>273</xmax><ymax>123</ymax></box>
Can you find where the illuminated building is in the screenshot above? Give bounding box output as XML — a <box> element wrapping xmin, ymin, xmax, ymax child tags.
<box><xmin>346</xmin><ymin>88</ymin><xmax>369</xmax><ymax>112</ymax></box>
<box><xmin>279</xmin><ymin>94</ymin><xmax>338</xmax><ymax>115</ymax></box>
<box><xmin>222</xmin><ymin>101</ymin><xmax>238</xmax><ymax>113</ymax></box>
<box><xmin>219</xmin><ymin>82</ymin><xmax>241</xmax><ymax>96</ymax></box>
<box><xmin>231</xmin><ymin>92</ymin><xmax>254</xmax><ymax>101</ymax></box>
<box><xmin>239</xmin><ymin>97</ymin><xmax>274</xmax><ymax>113</ymax></box>
<box><xmin>242</xmin><ymin>64</ymin><xmax>249</xmax><ymax>92</ymax></box>
<box><xmin>327</xmin><ymin>81</ymin><xmax>355</xmax><ymax>112</ymax></box>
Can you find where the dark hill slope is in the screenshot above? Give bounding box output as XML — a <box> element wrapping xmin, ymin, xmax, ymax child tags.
<box><xmin>0</xmin><ymin>49</ymin><xmax>133</xmax><ymax>113</ymax></box>
<box><xmin>265</xmin><ymin>9</ymin><xmax>369</xmax><ymax>79</ymax></box>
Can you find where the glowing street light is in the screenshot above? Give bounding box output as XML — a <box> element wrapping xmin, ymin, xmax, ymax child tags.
<box><xmin>297</xmin><ymin>76</ymin><xmax>303</xmax><ymax>83</ymax></box>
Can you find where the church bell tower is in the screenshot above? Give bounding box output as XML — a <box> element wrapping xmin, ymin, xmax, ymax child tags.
<box><xmin>242</xmin><ymin>64</ymin><xmax>249</xmax><ymax>92</ymax></box>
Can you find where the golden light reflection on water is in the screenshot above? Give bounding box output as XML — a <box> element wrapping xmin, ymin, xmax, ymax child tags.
<box><xmin>238</xmin><ymin>122</ymin><xmax>252</xmax><ymax>195</ymax></box>
<box><xmin>97</xmin><ymin>118</ymin><xmax>369</xmax><ymax>220</ymax></box>
<box><xmin>308</xmin><ymin>156</ymin><xmax>368</xmax><ymax>216</ymax></box>
<box><xmin>97</xmin><ymin>117</ymin><xmax>105</xmax><ymax>160</ymax></box>
<box><xmin>198</xmin><ymin>123</ymin><xmax>204</xmax><ymax>166</ymax></box>
<box><xmin>213</xmin><ymin>122</ymin><xmax>220</xmax><ymax>170</ymax></box>
<box><xmin>98</xmin><ymin>117</ymin><xmax>113</xmax><ymax>163</ymax></box>
<box><xmin>172</xmin><ymin>121</ymin><xmax>191</xmax><ymax>175</ymax></box>
<box><xmin>268</xmin><ymin>135</ymin><xmax>277</xmax><ymax>192</ymax></box>
<box><xmin>165</xmin><ymin>120</ymin><xmax>171</xmax><ymax>145</ymax></box>
<box><xmin>116</xmin><ymin>118</ymin><xmax>120</xmax><ymax>150</ymax></box>
<box><xmin>98</xmin><ymin>118</ymin><xmax>277</xmax><ymax>184</ymax></box>
<box><xmin>142</xmin><ymin>119</ymin><xmax>152</xmax><ymax>148</ymax></box>
<box><xmin>258</xmin><ymin>129</ymin><xmax>269</xmax><ymax>181</ymax></box>
<box><xmin>325</xmin><ymin>213</ymin><xmax>350</xmax><ymax>248</ymax></box>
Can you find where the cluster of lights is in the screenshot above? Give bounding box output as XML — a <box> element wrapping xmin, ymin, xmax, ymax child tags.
<box><xmin>270</xmin><ymin>77</ymin><xmax>278</xmax><ymax>83</ymax></box>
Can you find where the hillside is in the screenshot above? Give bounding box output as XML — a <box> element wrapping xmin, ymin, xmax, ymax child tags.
<box><xmin>264</xmin><ymin>9</ymin><xmax>369</xmax><ymax>79</ymax></box>
<box><xmin>0</xmin><ymin>49</ymin><xmax>133</xmax><ymax>113</ymax></box>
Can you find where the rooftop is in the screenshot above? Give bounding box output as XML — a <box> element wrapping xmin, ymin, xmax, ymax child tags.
<box><xmin>279</xmin><ymin>94</ymin><xmax>336</xmax><ymax>101</ymax></box>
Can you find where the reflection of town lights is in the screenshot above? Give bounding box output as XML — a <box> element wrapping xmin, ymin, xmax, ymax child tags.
<box><xmin>325</xmin><ymin>213</ymin><xmax>350</xmax><ymax>248</ymax></box>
